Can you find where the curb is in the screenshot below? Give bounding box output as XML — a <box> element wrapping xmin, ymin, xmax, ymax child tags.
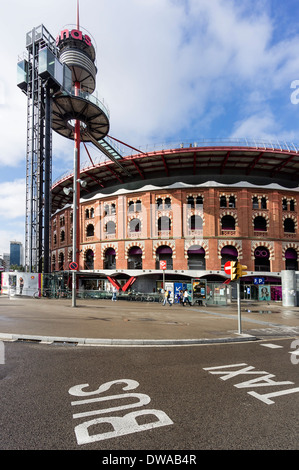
<box><xmin>0</xmin><ymin>332</ymin><xmax>258</xmax><ymax>346</ymax></box>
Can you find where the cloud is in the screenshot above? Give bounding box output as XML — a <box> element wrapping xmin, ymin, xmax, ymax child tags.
<box><xmin>0</xmin><ymin>179</ymin><xmax>26</xmax><ymax>220</ymax></box>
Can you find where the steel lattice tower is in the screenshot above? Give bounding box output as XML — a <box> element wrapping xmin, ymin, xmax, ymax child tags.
<box><xmin>18</xmin><ymin>19</ymin><xmax>114</xmax><ymax>276</ymax></box>
<box><xmin>18</xmin><ymin>25</ymin><xmax>57</xmax><ymax>273</ymax></box>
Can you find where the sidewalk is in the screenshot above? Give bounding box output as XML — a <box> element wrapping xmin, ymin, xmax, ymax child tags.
<box><xmin>0</xmin><ymin>295</ymin><xmax>298</xmax><ymax>345</ymax></box>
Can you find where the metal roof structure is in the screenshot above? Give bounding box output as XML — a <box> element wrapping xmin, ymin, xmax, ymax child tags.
<box><xmin>51</xmin><ymin>138</ymin><xmax>299</xmax><ymax>212</ymax></box>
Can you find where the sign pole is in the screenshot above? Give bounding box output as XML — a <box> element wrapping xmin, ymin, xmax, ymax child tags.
<box><xmin>72</xmin><ymin>144</ymin><xmax>78</xmax><ymax>308</ymax></box>
<box><xmin>237</xmin><ymin>278</ymin><xmax>242</xmax><ymax>334</ymax></box>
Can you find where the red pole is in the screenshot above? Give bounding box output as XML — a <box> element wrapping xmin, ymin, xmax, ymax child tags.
<box><xmin>74</xmin><ymin>81</ymin><xmax>80</xmax><ymax>265</ymax></box>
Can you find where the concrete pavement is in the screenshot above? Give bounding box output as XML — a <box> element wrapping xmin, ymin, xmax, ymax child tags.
<box><xmin>0</xmin><ymin>294</ymin><xmax>298</xmax><ymax>345</ymax></box>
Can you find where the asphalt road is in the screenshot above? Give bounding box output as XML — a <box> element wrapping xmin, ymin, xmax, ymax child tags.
<box><xmin>0</xmin><ymin>338</ymin><xmax>298</xmax><ymax>451</ymax></box>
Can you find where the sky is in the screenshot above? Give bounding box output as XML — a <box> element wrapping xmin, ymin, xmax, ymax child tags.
<box><xmin>1</xmin><ymin>0</ymin><xmax>299</xmax><ymax>258</ymax></box>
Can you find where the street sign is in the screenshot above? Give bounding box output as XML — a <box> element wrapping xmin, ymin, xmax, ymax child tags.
<box><xmin>69</xmin><ymin>261</ymin><xmax>78</xmax><ymax>271</ymax></box>
<box><xmin>160</xmin><ymin>260</ymin><xmax>167</xmax><ymax>270</ymax></box>
<box><xmin>223</xmin><ymin>261</ymin><xmax>232</xmax><ymax>275</ymax></box>
<box><xmin>254</xmin><ymin>277</ymin><xmax>264</xmax><ymax>285</ymax></box>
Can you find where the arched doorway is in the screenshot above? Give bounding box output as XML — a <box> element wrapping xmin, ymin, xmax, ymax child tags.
<box><xmin>156</xmin><ymin>245</ymin><xmax>173</xmax><ymax>269</ymax></box>
<box><xmin>104</xmin><ymin>247</ymin><xmax>116</xmax><ymax>269</ymax></box>
<box><xmin>127</xmin><ymin>247</ymin><xmax>142</xmax><ymax>269</ymax></box>
<box><xmin>187</xmin><ymin>245</ymin><xmax>206</xmax><ymax>270</ymax></box>
<box><xmin>285</xmin><ymin>248</ymin><xmax>298</xmax><ymax>270</ymax></box>
<box><xmin>254</xmin><ymin>247</ymin><xmax>270</xmax><ymax>272</ymax></box>
<box><xmin>221</xmin><ymin>245</ymin><xmax>238</xmax><ymax>269</ymax></box>
<box><xmin>85</xmin><ymin>249</ymin><xmax>94</xmax><ymax>270</ymax></box>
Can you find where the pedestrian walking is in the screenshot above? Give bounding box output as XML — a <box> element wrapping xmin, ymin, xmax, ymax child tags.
<box><xmin>183</xmin><ymin>289</ymin><xmax>191</xmax><ymax>306</ymax></box>
<box><xmin>163</xmin><ymin>290</ymin><xmax>172</xmax><ymax>306</ymax></box>
<box><xmin>112</xmin><ymin>285</ymin><xmax>117</xmax><ymax>301</ymax></box>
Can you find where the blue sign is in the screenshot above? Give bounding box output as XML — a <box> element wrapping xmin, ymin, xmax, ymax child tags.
<box><xmin>254</xmin><ymin>277</ymin><xmax>264</xmax><ymax>285</ymax></box>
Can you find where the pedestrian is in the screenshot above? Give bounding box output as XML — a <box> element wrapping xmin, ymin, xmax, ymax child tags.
<box><xmin>183</xmin><ymin>289</ymin><xmax>191</xmax><ymax>306</ymax></box>
<box><xmin>19</xmin><ymin>277</ymin><xmax>24</xmax><ymax>295</ymax></box>
<box><xmin>112</xmin><ymin>285</ymin><xmax>117</xmax><ymax>301</ymax></box>
<box><xmin>163</xmin><ymin>290</ymin><xmax>172</xmax><ymax>306</ymax></box>
<box><xmin>167</xmin><ymin>290</ymin><xmax>172</xmax><ymax>306</ymax></box>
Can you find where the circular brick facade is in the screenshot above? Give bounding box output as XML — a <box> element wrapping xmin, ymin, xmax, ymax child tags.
<box><xmin>50</xmin><ymin>144</ymin><xmax>299</xmax><ymax>291</ymax></box>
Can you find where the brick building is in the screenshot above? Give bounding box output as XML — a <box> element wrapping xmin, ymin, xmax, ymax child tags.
<box><xmin>50</xmin><ymin>142</ymin><xmax>299</xmax><ymax>299</ymax></box>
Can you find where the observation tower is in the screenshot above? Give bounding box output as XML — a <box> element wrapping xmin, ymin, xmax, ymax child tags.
<box><xmin>17</xmin><ymin>7</ymin><xmax>118</xmax><ymax>273</ymax></box>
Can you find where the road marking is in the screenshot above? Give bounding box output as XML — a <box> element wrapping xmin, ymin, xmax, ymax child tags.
<box><xmin>69</xmin><ymin>379</ymin><xmax>173</xmax><ymax>445</ymax></box>
<box><xmin>203</xmin><ymin>362</ymin><xmax>299</xmax><ymax>405</ymax></box>
<box><xmin>260</xmin><ymin>343</ymin><xmax>283</xmax><ymax>349</ymax></box>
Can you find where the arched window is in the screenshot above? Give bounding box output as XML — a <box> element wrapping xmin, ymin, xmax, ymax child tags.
<box><xmin>90</xmin><ymin>208</ymin><xmax>94</xmax><ymax>218</ymax></box>
<box><xmin>105</xmin><ymin>221</ymin><xmax>116</xmax><ymax>234</ymax></box>
<box><xmin>60</xmin><ymin>230</ymin><xmax>65</xmax><ymax>242</ymax></box>
<box><xmin>189</xmin><ymin>215</ymin><xmax>203</xmax><ymax>231</ymax></box>
<box><xmin>221</xmin><ymin>215</ymin><xmax>235</xmax><ymax>231</ymax></box>
<box><xmin>196</xmin><ymin>195</ymin><xmax>203</xmax><ymax>208</ymax></box>
<box><xmin>104</xmin><ymin>204</ymin><xmax>109</xmax><ymax>216</ymax></box>
<box><xmin>228</xmin><ymin>196</ymin><xmax>235</xmax><ymax>208</ymax></box>
<box><xmin>282</xmin><ymin>199</ymin><xmax>288</xmax><ymax>211</ymax></box>
<box><xmin>284</xmin><ymin>218</ymin><xmax>295</xmax><ymax>233</ymax></box>
<box><xmin>252</xmin><ymin>197</ymin><xmax>259</xmax><ymax>209</ymax></box>
<box><xmin>261</xmin><ymin>197</ymin><xmax>267</xmax><ymax>209</ymax></box>
<box><xmin>187</xmin><ymin>196</ymin><xmax>194</xmax><ymax>208</ymax></box>
<box><xmin>129</xmin><ymin>218</ymin><xmax>141</xmax><ymax>233</ymax></box>
<box><xmin>85</xmin><ymin>208</ymin><xmax>90</xmax><ymax>219</ymax></box>
<box><xmin>158</xmin><ymin>216</ymin><xmax>171</xmax><ymax>232</ymax></box>
<box><xmin>254</xmin><ymin>247</ymin><xmax>270</xmax><ymax>272</ymax></box>
<box><xmin>85</xmin><ymin>249</ymin><xmax>94</xmax><ymax>270</ymax></box>
<box><xmin>51</xmin><ymin>255</ymin><xmax>56</xmax><ymax>271</ymax></box>
<box><xmin>187</xmin><ymin>245</ymin><xmax>205</xmax><ymax>270</ymax></box>
<box><xmin>86</xmin><ymin>224</ymin><xmax>94</xmax><ymax>237</ymax></box>
<box><xmin>220</xmin><ymin>196</ymin><xmax>227</xmax><ymax>208</ymax></box>
<box><xmin>290</xmin><ymin>200</ymin><xmax>295</xmax><ymax>211</ymax></box>
<box><xmin>127</xmin><ymin>246</ymin><xmax>142</xmax><ymax>269</ymax></box>
<box><xmin>128</xmin><ymin>201</ymin><xmax>135</xmax><ymax>212</ymax></box>
<box><xmin>254</xmin><ymin>216</ymin><xmax>267</xmax><ymax>232</ymax></box>
<box><xmin>136</xmin><ymin>200</ymin><xmax>142</xmax><ymax>212</ymax></box>
<box><xmin>156</xmin><ymin>198</ymin><xmax>163</xmax><ymax>210</ymax></box>
<box><xmin>58</xmin><ymin>252</ymin><xmax>64</xmax><ymax>271</ymax></box>
<box><xmin>164</xmin><ymin>197</ymin><xmax>171</xmax><ymax>209</ymax></box>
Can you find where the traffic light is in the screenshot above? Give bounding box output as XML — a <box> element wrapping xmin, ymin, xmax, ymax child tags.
<box><xmin>237</xmin><ymin>264</ymin><xmax>248</xmax><ymax>278</ymax></box>
<box><xmin>231</xmin><ymin>261</ymin><xmax>239</xmax><ymax>281</ymax></box>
